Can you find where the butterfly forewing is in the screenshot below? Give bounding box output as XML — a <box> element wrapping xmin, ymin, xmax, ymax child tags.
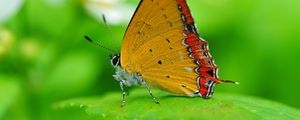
<box><xmin>121</xmin><ymin>0</ymin><xmax>200</xmax><ymax>95</ymax></box>
<box><xmin>122</xmin><ymin>0</ymin><xmax>183</xmax><ymax>67</ymax></box>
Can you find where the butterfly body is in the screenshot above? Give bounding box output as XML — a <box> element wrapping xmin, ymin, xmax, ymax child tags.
<box><xmin>108</xmin><ymin>0</ymin><xmax>237</xmax><ymax>106</ymax></box>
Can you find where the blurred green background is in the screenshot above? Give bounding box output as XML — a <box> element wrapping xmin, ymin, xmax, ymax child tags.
<box><xmin>1</xmin><ymin>0</ymin><xmax>300</xmax><ymax>119</ymax></box>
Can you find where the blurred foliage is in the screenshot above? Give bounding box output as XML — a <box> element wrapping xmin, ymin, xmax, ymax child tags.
<box><xmin>0</xmin><ymin>0</ymin><xmax>300</xmax><ymax>119</ymax></box>
<box><xmin>55</xmin><ymin>89</ymin><xmax>300</xmax><ymax>120</ymax></box>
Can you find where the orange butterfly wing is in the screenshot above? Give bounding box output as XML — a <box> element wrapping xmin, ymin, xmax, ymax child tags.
<box><xmin>121</xmin><ymin>0</ymin><xmax>198</xmax><ymax>95</ymax></box>
<box><xmin>120</xmin><ymin>0</ymin><xmax>231</xmax><ymax>97</ymax></box>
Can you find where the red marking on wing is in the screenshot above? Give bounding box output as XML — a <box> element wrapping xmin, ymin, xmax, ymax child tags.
<box><xmin>184</xmin><ymin>32</ymin><xmax>207</xmax><ymax>46</ymax></box>
<box><xmin>178</xmin><ymin>0</ymin><xmax>222</xmax><ymax>98</ymax></box>
<box><xmin>191</xmin><ymin>46</ymin><xmax>206</xmax><ymax>52</ymax></box>
<box><xmin>199</xmin><ymin>77</ymin><xmax>207</xmax><ymax>95</ymax></box>
<box><xmin>178</xmin><ymin>0</ymin><xmax>194</xmax><ymax>24</ymax></box>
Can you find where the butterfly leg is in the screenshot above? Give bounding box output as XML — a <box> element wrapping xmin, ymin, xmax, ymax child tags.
<box><xmin>119</xmin><ymin>80</ymin><xmax>126</xmax><ymax>107</ymax></box>
<box><xmin>144</xmin><ymin>81</ymin><xmax>159</xmax><ymax>104</ymax></box>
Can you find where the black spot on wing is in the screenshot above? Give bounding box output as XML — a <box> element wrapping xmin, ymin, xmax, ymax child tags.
<box><xmin>202</xmin><ymin>44</ymin><xmax>206</xmax><ymax>49</ymax></box>
<box><xmin>178</xmin><ymin>5</ymin><xmax>182</xmax><ymax>11</ymax></box>
<box><xmin>184</xmin><ymin>23</ymin><xmax>198</xmax><ymax>34</ymax></box>
<box><xmin>163</xmin><ymin>14</ymin><xmax>167</xmax><ymax>19</ymax></box>
<box><xmin>167</xmin><ymin>21</ymin><xmax>173</xmax><ymax>27</ymax></box>
<box><xmin>206</xmin><ymin>69</ymin><xmax>215</xmax><ymax>77</ymax></box>
<box><xmin>166</xmin><ymin>39</ymin><xmax>170</xmax><ymax>43</ymax></box>
<box><xmin>158</xmin><ymin>60</ymin><xmax>162</xmax><ymax>65</ymax></box>
<box><xmin>204</xmin><ymin>52</ymin><xmax>209</xmax><ymax>57</ymax></box>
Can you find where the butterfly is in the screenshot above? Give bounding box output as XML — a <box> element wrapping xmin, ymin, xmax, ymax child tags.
<box><xmin>87</xmin><ymin>0</ymin><xmax>238</xmax><ymax>107</ymax></box>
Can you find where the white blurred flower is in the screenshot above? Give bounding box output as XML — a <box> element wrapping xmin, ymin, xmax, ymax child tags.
<box><xmin>83</xmin><ymin>0</ymin><xmax>135</xmax><ymax>25</ymax></box>
<box><xmin>0</xmin><ymin>0</ymin><xmax>24</xmax><ymax>24</ymax></box>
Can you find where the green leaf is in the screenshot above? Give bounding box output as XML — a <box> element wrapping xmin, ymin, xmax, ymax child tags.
<box><xmin>55</xmin><ymin>89</ymin><xmax>300</xmax><ymax>120</ymax></box>
<box><xmin>0</xmin><ymin>76</ymin><xmax>19</xmax><ymax>119</ymax></box>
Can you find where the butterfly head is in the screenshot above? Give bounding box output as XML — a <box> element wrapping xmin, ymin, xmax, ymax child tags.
<box><xmin>110</xmin><ymin>54</ymin><xmax>121</xmax><ymax>67</ymax></box>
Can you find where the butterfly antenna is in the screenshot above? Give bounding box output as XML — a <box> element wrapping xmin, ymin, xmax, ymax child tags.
<box><xmin>84</xmin><ymin>35</ymin><xmax>117</xmax><ymax>54</ymax></box>
<box><xmin>101</xmin><ymin>14</ymin><xmax>119</xmax><ymax>50</ymax></box>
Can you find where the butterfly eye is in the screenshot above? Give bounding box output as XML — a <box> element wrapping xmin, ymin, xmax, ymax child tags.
<box><xmin>111</xmin><ymin>54</ymin><xmax>120</xmax><ymax>66</ymax></box>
